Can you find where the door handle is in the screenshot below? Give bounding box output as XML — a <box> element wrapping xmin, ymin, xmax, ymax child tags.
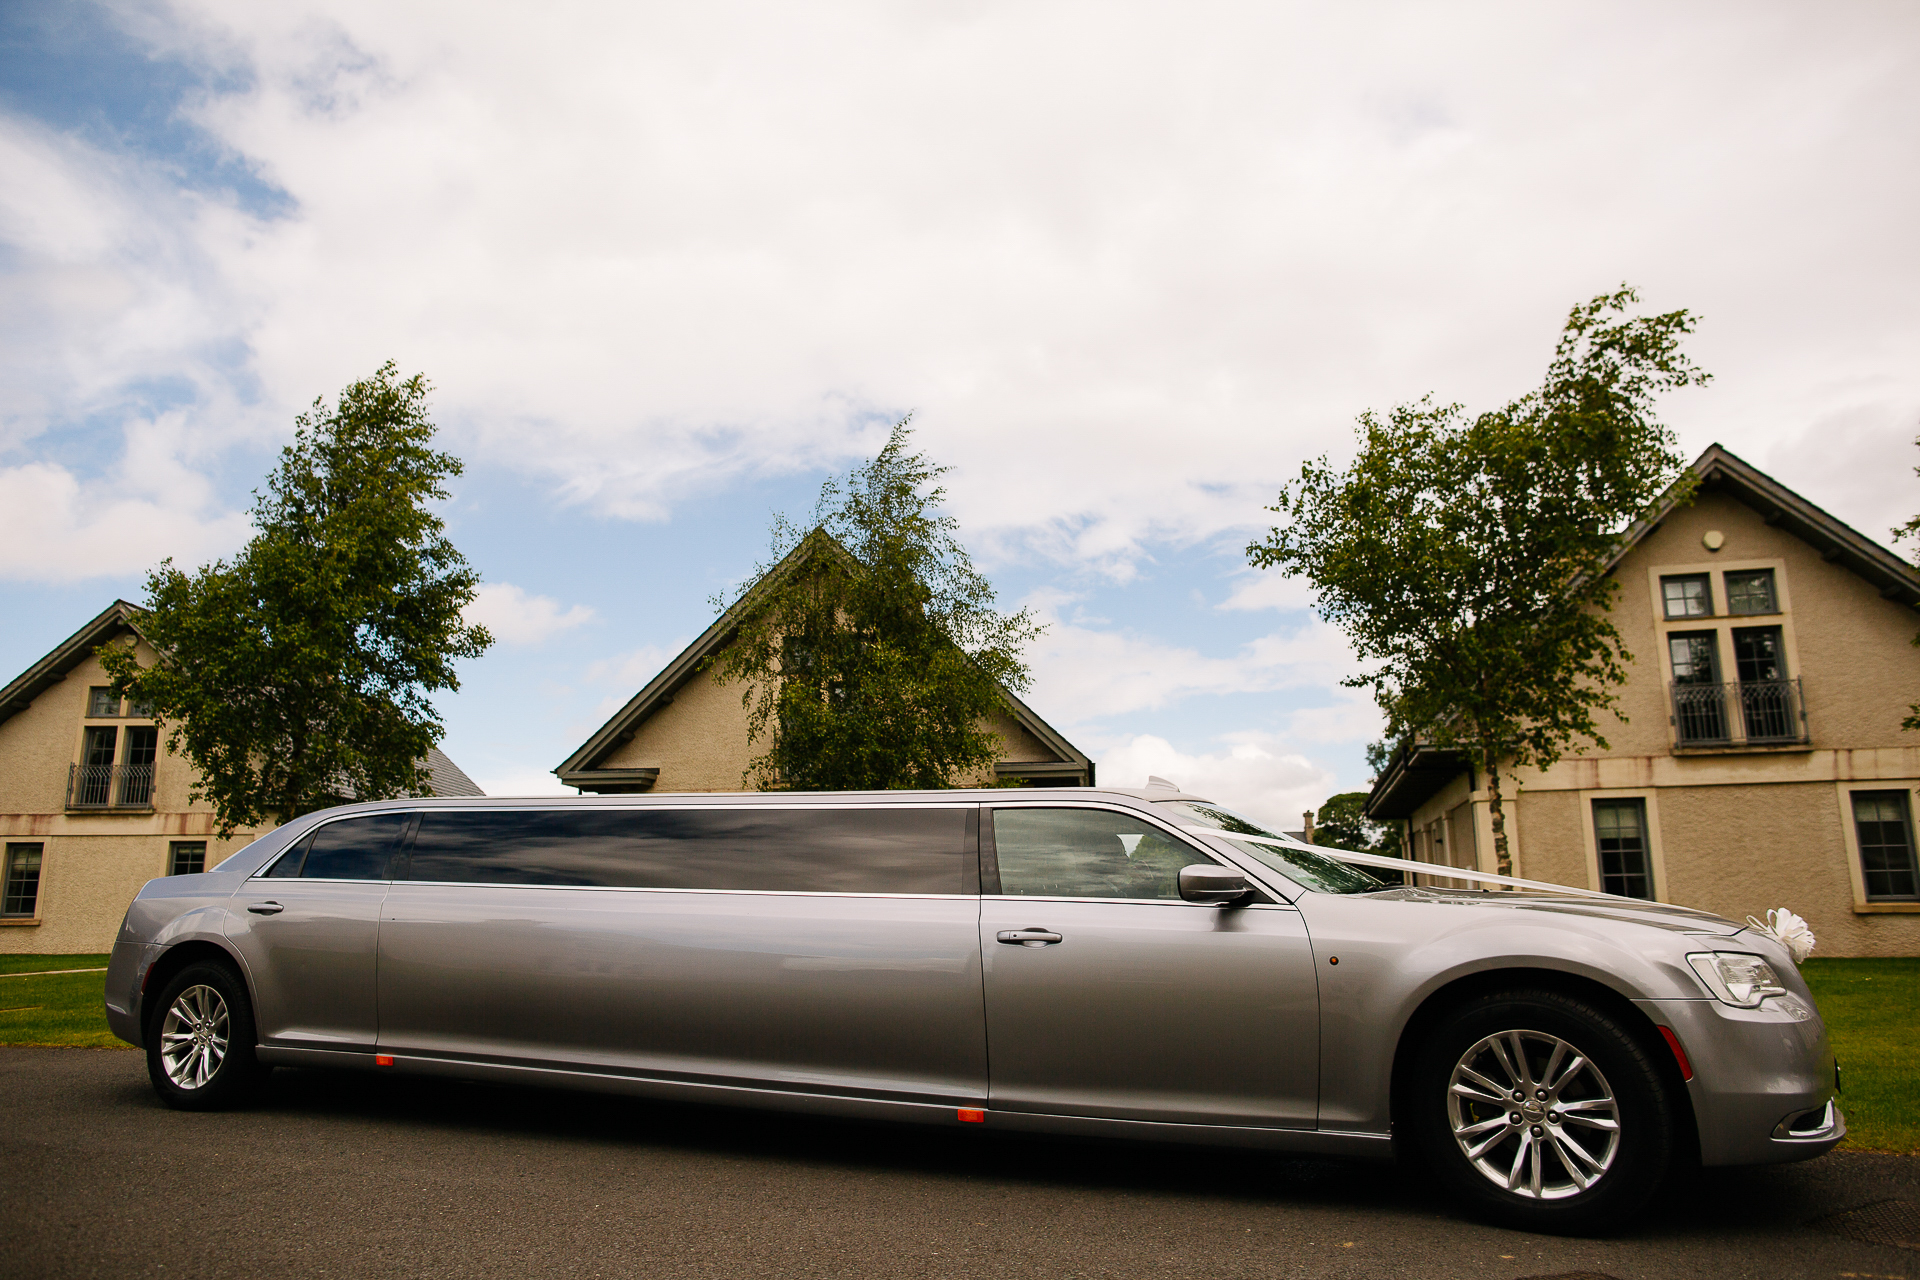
<box><xmin>996</xmin><ymin>928</ymin><xmax>1063</xmax><ymax>947</ymax></box>
<box><xmin>247</xmin><ymin>901</ymin><xmax>284</xmax><ymax>915</ymax></box>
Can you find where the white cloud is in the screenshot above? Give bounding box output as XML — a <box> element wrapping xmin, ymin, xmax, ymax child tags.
<box><xmin>4</xmin><ymin>0</ymin><xmax>1914</xmax><ymax>584</ymax></box>
<box><xmin>1024</xmin><ymin>599</ymin><xmax>1358</xmax><ymax>724</ymax></box>
<box><xmin>0</xmin><ymin>415</ymin><xmax>252</xmax><ymax>582</ymax></box>
<box><xmin>1098</xmin><ymin>733</ymin><xmax>1337</xmax><ymax>826</ymax></box>
<box><xmin>462</xmin><ymin>582</ymin><xmax>595</xmax><ymax>647</ymax></box>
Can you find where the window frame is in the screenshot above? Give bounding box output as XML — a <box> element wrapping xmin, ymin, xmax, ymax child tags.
<box><xmin>86</xmin><ymin>687</ymin><xmax>121</xmax><ymax>718</ymax></box>
<box><xmin>1577</xmin><ymin>789</ymin><xmax>1665</xmax><ymax>901</ymax></box>
<box><xmin>2</xmin><ymin>843</ymin><xmax>44</xmax><ymax>920</ymax></box>
<box><xmin>1847</xmin><ymin>789</ymin><xmax>1920</xmax><ymax>905</ymax></box>
<box><xmin>168</xmin><ymin>841</ymin><xmax>208</xmax><ymax>877</ymax></box>
<box><xmin>1590</xmin><ymin>798</ymin><xmax>1654</xmax><ymax>900</ymax></box>
<box><xmin>1659</xmin><ymin>573</ymin><xmax>1714</xmax><ymax>620</ymax></box>
<box><xmin>1724</xmin><ymin>568</ymin><xmax>1779</xmax><ymax>617</ymax></box>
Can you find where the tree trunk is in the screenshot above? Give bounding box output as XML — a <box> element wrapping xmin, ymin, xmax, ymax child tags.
<box><xmin>1485</xmin><ymin>746</ymin><xmax>1512</xmax><ymax>880</ymax></box>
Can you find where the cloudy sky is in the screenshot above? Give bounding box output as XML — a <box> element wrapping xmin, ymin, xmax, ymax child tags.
<box><xmin>3</xmin><ymin>0</ymin><xmax>1916</xmax><ymax>818</ymax></box>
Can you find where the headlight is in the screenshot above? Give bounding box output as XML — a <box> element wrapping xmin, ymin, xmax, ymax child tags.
<box><xmin>1687</xmin><ymin>952</ymin><xmax>1788</xmax><ymax>1008</ymax></box>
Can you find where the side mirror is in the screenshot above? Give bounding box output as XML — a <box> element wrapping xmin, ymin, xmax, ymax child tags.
<box><xmin>1179</xmin><ymin>864</ymin><xmax>1252</xmax><ymax>906</ymax></box>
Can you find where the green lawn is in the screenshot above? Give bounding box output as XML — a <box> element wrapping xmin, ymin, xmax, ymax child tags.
<box><xmin>1800</xmin><ymin>956</ymin><xmax>1920</xmax><ymax>1155</ymax></box>
<box><xmin>0</xmin><ymin>953</ymin><xmax>123</xmax><ymax>1048</ymax></box>
<box><xmin>0</xmin><ymin>951</ymin><xmax>1913</xmax><ymax>1150</ymax></box>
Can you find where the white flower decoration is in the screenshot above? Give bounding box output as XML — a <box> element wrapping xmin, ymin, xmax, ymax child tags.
<box><xmin>1746</xmin><ymin>907</ymin><xmax>1816</xmax><ymax>964</ymax></box>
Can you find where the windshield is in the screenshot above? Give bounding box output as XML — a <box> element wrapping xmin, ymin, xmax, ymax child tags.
<box><xmin>1155</xmin><ymin>800</ymin><xmax>1384</xmax><ymax>895</ymax></box>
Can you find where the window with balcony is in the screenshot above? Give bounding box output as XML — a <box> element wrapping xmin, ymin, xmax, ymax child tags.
<box><xmin>1592</xmin><ymin>799</ymin><xmax>1654</xmax><ymax>899</ymax></box>
<box><xmin>68</xmin><ymin>723</ymin><xmax>157</xmax><ymax>810</ymax></box>
<box><xmin>1725</xmin><ymin>569</ymin><xmax>1778</xmax><ymax>615</ymax></box>
<box><xmin>1852</xmin><ymin>792</ymin><xmax>1919</xmax><ymax>902</ymax></box>
<box><xmin>1669</xmin><ymin>632</ymin><xmax>1726</xmax><ymax>743</ymax></box>
<box><xmin>2</xmin><ymin>844</ymin><xmax>42</xmax><ymax>918</ymax></box>
<box><xmin>1660</xmin><ymin>574</ymin><xmax>1713</xmax><ymax>619</ymax></box>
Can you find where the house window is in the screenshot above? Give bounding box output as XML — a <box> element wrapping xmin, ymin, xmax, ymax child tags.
<box><xmin>1593</xmin><ymin>799</ymin><xmax>1653</xmax><ymax>900</ymax></box>
<box><xmin>87</xmin><ymin>687</ymin><xmax>120</xmax><ymax>717</ymax></box>
<box><xmin>1852</xmin><ymin>791</ymin><xmax>1919</xmax><ymax>902</ymax></box>
<box><xmin>75</xmin><ymin>726</ymin><xmax>118</xmax><ymax>806</ymax></box>
<box><xmin>2</xmin><ymin>844</ymin><xmax>42</xmax><ymax>917</ymax></box>
<box><xmin>168</xmin><ymin>842</ymin><xmax>207</xmax><ymax>876</ymax></box>
<box><xmin>1661</xmin><ymin>574</ymin><xmax>1712</xmax><ymax>619</ymax></box>
<box><xmin>122</xmin><ymin>726</ymin><xmax>159</xmax><ymax>807</ymax></box>
<box><xmin>1725</xmin><ymin>569</ymin><xmax>1777</xmax><ymax>616</ymax></box>
<box><xmin>1731</xmin><ymin>626</ymin><xmax>1798</xmax><ymax>741</ymax></box>
<box><xmin>1668</xmin><ymin>632</ymin><xmax>1727</xmax><ymax>743</ymax></box>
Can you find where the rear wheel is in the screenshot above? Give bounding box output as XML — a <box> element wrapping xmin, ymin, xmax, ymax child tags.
<box><xmin>145</xmin><ymin>960</ymin><xmax>266</xmax><ymax>1111</ymax></box>
<box><xmin>1407</xmin><ymin>988</ymin><xmax>1675</xmax><ymax>1233</ymax></box>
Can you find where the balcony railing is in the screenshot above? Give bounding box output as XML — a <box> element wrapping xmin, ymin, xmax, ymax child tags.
<box><xmin>66</xmin><ymin>763</ymin><xmax>155</xmax><ymax>810</ymax></box>
<box><xmin>1670</xmin><ymin>678</ymin><xmax>1807</xmax><ymax>748</ymax></box>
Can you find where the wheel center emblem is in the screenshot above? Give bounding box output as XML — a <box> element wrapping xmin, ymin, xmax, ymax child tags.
<box><xmin>1521</xmin><ymin>1100</ymin><xmax>1545</xmax><ymax>1121</ymax></box>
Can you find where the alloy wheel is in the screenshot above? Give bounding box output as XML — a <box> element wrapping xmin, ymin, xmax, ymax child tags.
<box><xmin>1447</xmin><ymin>1028</ymin><xmax>1621</xmax><ymax>1200</ymax></box>
<box><xmin>159</xmin><ymin>983</ymin><xmax>230</xmax><ymax>1090</ymax></box>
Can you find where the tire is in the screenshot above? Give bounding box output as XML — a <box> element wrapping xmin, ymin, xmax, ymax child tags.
<box><xmin>1405</xmin><ymin>988</ymin><xmax>1676</xmax><ymax>1234</ymax></box>
<box><xmin>145</xmin><ymin>960</ymin><xmax>267</xmax><ymax>1111</ymax></box>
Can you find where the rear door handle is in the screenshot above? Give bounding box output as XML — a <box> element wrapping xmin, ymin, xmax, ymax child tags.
<box><xmin>996</xmin><ymin>928</ymin><xmax>1063</xmax><ymax>947</ymax></box>
<box><xmin>247</xmin><ymin>901</ymin><xmax>284</xmax><ymax>915</ymax></box>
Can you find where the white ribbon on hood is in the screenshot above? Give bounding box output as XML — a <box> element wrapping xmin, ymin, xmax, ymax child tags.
<box><xmin>1177</xmin><ymin>828</ymin><xmax>1628</xmax><ymax>901</ymax></box>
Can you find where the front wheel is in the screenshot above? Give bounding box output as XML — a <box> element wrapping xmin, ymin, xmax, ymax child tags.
<box><xmin>1406</xmin><ymin>989</ymin><xmax>1677</xmax><ymax>1233</ymax></box>
<box><xmin>145</xmin><ymin>960</ymin><xmax>267</xmax><ymax>1111</ymax></box>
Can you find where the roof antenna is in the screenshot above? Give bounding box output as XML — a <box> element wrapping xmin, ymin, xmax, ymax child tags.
<box><xmin>1145</xmin><ymin>775</ymin><xmax>1179</xmax><ymax>791</ymax></box>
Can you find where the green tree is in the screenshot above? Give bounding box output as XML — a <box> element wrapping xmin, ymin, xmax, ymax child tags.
<box><xmin>99</xmin><ymin>362</ymin><xmax>492</xmax><ymax>835</ymax></box>
<box><xmin>705</xmin><ymin>417</ymin><xmax>1043</xmax><ymax>790</ymax></box>
<box><xmin>1312</xmin><ymin>791</ymin><xmax>1396</xmax><ymax>855</ymax></box>
<box><xmin>1248</xmin><ymin>287</ymin><xmax>1708</xmax><ymax>877</ymax></box>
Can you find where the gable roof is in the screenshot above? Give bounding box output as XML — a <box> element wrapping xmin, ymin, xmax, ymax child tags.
<box><xmin>554</xmin><ymin>528</ymin><xmax>1092</xmax><ymax>787</ymax></box>
<box><xmin>0</xmin><ymin>599</ymin><xmax>145</xmax><ymax>730</ymax></box>
<box><xmin>0</xmin><ymin>599</ymin><xmax>484</xmax><ymax>798</ymax></box>
<box><xmin>1607</xmin><ymin>443</ymin><xmax>1920</xmax><ymax>607</ymax></box>
<box><xmin>1364</xmin><ymin>443</ymin><xmax>1920</xmax><ymax>820</ymax></box>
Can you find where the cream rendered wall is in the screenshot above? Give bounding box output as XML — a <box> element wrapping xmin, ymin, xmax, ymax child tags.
<box><xmin>0</xmin><ymin>637</ymin><xmax>260</xmax><ymax>954</ymax></box>
<box><xmin>598</xmin><ymin>660</ymin><xmax>1071</xmax><ymax>792</ymax></box>
<box><xmin>599</xmin><ymin>663</ymin><xmax>762</xmax><ymax>791</ymax></box>
<box><xmin>1488</xmin><ymin>490</ymin><xmax>1920</xmax><ymax>955</ymax></box>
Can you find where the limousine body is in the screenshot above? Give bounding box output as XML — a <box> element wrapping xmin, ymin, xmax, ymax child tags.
<box><xmin>105</xmin><ymin>786</ymin><xmax>1841</xmax><ymax>1231</ymax></box>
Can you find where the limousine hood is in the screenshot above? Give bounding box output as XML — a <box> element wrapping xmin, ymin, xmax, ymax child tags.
<box><xmin>1359</xmin><ymin>886</ymin><xmax>1747</xmax><ymax>937</ymax></box>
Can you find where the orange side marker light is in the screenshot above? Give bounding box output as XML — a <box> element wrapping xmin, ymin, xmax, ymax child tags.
<box><xmin>957</xmin><ymin>1108</ymin><xmax>985</xmax><ymax>1124</ymax></box>
<box><xmin>375</xmin><ymin>1054</ymin><xmax>395</xmax><ymax>1067</ymax></box>
<box><xmin>1656</xmin><ymin>1026</ymin><xmax>1692</xmax><ymax>1081</ymax></box>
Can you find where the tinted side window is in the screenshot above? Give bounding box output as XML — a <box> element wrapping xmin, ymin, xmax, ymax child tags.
<box><xmin>298</xmin><ymin>814</ymin><xmax>408</xmax><ymax>881</ymax></box>
<box><xmin>991</xmin><ymin>807</ymin><xmax>1210</xmax><ymax>899</ymax></box>
<box><xmin>262</xmin><ymin>833</ymin><xmax>312</xmax><ymax>878</ymax></box>
<box><xmin>406</xmin><ymin>807</ymin><xmax>972</xmax><ymax>894</ymax></box>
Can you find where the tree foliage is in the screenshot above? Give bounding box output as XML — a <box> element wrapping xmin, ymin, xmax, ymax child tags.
<box><xmin>1248</xmin><ymin>287</ymin><xmax>1708</xmax><ymax>875</ymax></box>
<box><xmin>99</xmin><ymin>362</ymin><xmax>492</xmax><ymax>835</ymax></box>
<box><xmin>704</xmin><ymin>417</ymin><xmax>1043</xmax><ymax>791</ymax></box>
<box><xmin>1312</xmin><ymin>791</ymin><xmax>1396</xmax><ymax>856</ymax></box>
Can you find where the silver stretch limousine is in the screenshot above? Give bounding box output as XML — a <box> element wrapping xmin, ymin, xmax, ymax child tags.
<box><xmin>105</xmin><ymin>786</ymin><xmax>1842</xmax><ymax>1231</ymax></box>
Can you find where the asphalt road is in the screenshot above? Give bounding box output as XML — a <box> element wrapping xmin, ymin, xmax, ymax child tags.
<box><xmin>1</xmin><ymin>1047</ymin><xmax>1913</xmax><ymax>1280</ymax></box>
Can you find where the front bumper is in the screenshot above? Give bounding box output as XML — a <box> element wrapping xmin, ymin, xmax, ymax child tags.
<box><xmin>103</xmin><ymin>940</ymin><xmax>153</xmax><ymax>1049</ymax></box>
<box><xmin>1637</xmin><ymin>994</ymin><xmax>1844</xmax><ymax>1167</ymax></box>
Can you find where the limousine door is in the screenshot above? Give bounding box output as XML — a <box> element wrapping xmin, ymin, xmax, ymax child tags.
<box><xmin>979</xmin><ymin>805</ymin><xmax>1319</xmax><ymax>1128</ymax></box>
<box><xmin>223</xmin><ymin>813</ymin><xmax>405</xmax><ymax>1054</ymax></box>
<box><xmin>375</xmin><ymin>805</ymin><xmax>988</xmax><ymax>1108</ymax></box>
